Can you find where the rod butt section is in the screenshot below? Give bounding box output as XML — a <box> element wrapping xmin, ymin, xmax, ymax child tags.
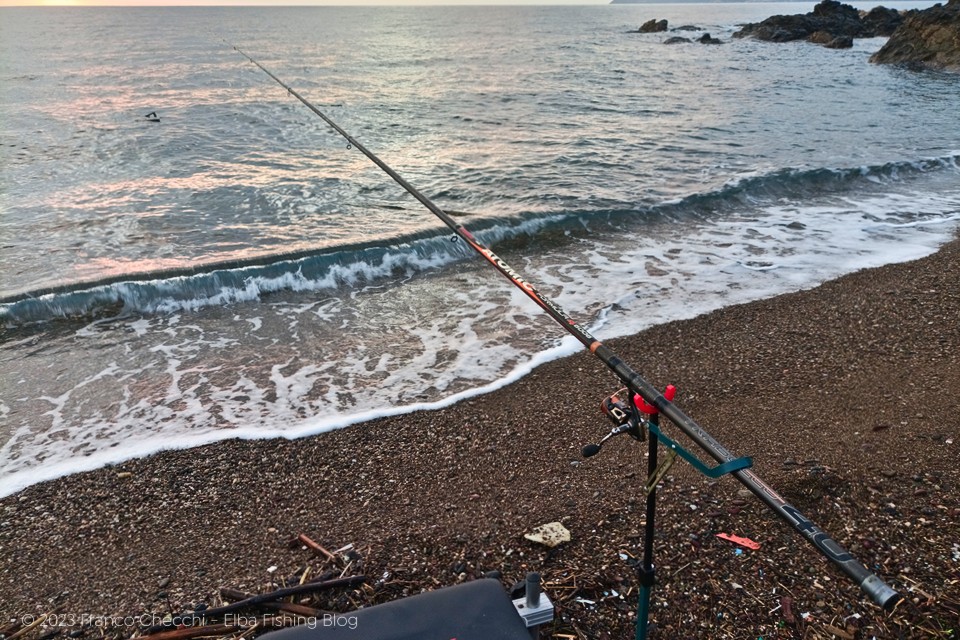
<box><xmin>862</xmin><ymin>575</ymin><xmax>901</xmax><ymax>610</ymax></box>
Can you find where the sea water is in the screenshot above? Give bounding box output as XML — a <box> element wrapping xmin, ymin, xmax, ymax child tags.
<box><xmin>1</xmin><ymin>2</ymin><xmax>958</xmax><ymax>497</ymax></box>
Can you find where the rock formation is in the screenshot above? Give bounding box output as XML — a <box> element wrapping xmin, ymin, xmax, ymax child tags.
<box><xmin>638</xmin><ymin>19</ymin><xmax>668</xmax><ymax>33</ymax></box>
<box><xmin>663</xmin><ymin>33</ymin><xmax>724</xmax><ymax>45</ymax></box>
<box><xmin>733</xmin><ymin>0</ymin><xmax>903</xmax><ymax>48</ymax></box>
<box><xmin>870</xmin><ymin>0</ymin><xmax>960</xmax><ymax>71</ymax></box>
<box><xmin>861</xmin><ymin>6</ymin><xmax>905</xmax><ymax>37</ymax></box>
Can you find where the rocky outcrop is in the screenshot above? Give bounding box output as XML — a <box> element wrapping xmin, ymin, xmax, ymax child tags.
<box><xmin>638</xmin><ymin>19</ymin><xmax>668</xmax><ymax>33</ymax></box>
<box><xmin>870</xmin><ymin>0</ymin><xmax>960</xmax><ymax>71</ymax></box>
<box><xmin>809</xmin><ymin>30</ymin><xmax>854</xmax><ymax>48</ymax></box>
<box><xmin>861</xmin><ymin>6</ymin><xmax>905</xmax><ymax>37</ymax></box>
<box><xmin>733</xmin><ymin>0</ymin><xmax>903</xmax><ymax>47</ymax></box>
<box><xmin>663</xmin><ymin>33</ymin><xmax>724</xmax><ymax>45</ymax></box>
<box><xmin>825</xmin><ymin>35</ymin><xmax>855</xmax><ymax>48</ymax></box>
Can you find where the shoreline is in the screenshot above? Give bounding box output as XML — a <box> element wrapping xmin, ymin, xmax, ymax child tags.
<box><xmin>4</xmin><ymin>224</ymin><xmax>958</xmax><ymax>502</ymax></box>
<box><xmin>3</xmin><ymin>236</ymin><xmax>959</xmax><ymax>638</ymax></box>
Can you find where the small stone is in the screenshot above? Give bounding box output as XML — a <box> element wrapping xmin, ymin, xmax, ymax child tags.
<box><xmin>158</xmin><ymin>577</ymin><xmax>170</xmax><ymax>588</ymax></box>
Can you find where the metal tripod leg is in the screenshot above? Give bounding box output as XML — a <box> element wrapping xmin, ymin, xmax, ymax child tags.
<box><xmin>636</xmin><ymin>413</ymin><xmax>660</xmax><ymax>640</ymax></box>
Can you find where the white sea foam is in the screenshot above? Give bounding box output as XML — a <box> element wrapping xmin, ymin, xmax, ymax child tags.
<box><xmin>2</xmin><ymin>174</ymin><xmax>958</xmax><ymax>499</ymax></box>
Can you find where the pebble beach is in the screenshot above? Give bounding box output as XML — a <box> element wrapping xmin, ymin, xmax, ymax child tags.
<box><xmin>2</xmin><ymin>236</ymin><xmax>958</xmax><ymax>639</ymax></box>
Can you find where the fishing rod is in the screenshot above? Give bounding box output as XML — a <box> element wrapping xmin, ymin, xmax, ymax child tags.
<box><xmin>229</xmin><ymin>44</ymin><xmax>901</xmax><ymax>611</ymax></box>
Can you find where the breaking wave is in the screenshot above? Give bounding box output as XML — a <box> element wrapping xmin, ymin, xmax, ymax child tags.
<box><xmin>3</xmin><ymin>153</ymin><xmax>957</xmax><ymax>329</ymax></box>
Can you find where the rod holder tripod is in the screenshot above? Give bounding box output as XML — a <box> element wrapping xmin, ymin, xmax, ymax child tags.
<box><xmin>582</xmin><ymin>384</ymin><xmax>753</xmax><ymax>640</ymax></box>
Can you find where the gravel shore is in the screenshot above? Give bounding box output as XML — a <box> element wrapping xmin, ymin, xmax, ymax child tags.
<box><xmin>2</xmin><ymin>238</ymin><xmax>959</xmax><ymax>639</ymax></box>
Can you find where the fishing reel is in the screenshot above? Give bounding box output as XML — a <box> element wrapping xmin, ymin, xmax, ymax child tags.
<box><xmin>581</xmin><ymin>388</ymin><xmax>647</xmax><ymax>458</ymax></box>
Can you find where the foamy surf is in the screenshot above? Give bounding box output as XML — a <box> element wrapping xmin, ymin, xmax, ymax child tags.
<box><xmin>2</xmin><ymin>157</ymin><xmax>958</xmax><ymax>498</ymax></box>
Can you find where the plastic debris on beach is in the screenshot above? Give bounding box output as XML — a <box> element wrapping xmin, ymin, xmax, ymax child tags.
<box><xmin>523</xmin><ymin>522</ymin><xmax>571</xmax><ymax>548</ymax></box>
<box><xmin>716</xmin><ymin>533</ymin><xmax>761</xmax><ymax>550</ymax></box>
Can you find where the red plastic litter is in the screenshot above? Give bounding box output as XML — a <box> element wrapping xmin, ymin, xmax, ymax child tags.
<box><xmin>716</xmin><ymin>533</ymin><xmax>761</xmax><ymax>550</ymax></box>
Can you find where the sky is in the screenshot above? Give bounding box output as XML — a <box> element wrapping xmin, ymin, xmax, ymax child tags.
<box><xmin>2</xmin><ymin>0</ymin><xmax>609</xmax><ymax>5</ymax></box>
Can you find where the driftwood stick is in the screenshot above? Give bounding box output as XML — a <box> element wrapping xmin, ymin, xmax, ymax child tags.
<box><xmin>781</xmin><ymin>596</ymin><xmax>796</xmax><ymax>625</ymax></box>
<box><xmin>309</xmin><ymin>570</ymin><xmax>338</xmax><ymax>585</ymax></box>
<box><xmin>145</xmin><ymin>576</ymin><xmax>365</xmax><ymax>635</ymax></box>
<box><xmin>822</xmin><ymin>624</ymin><xmax>855</xmax><ymax>640</ymax></box>
<box><xmin>218</xmin><ymin>588</ymin><xmax>327</xmax><ymax>617</ymax></box>
<box><xmin>296</xmin><ymin>534</ymin><xmax>337</xmax><ymax>562</ymax></box>
<box><xmin>219</xmin><ymin>587</ymin><xmax>251</xmax><ymax>603</ymax></box>
<box><xmin>8</xmin><ymin>613</ymin><xmax>51</xmax><ymax>640</ymax></box>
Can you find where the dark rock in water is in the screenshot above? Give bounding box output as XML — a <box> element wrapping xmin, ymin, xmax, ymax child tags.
<box><xmin>811</xmin><ymin>0</ymin><xmax>865</xmax><ymax>34</ymax></box>
<box><xmin>809</xmin><ymin>29</ymin><xmax>857</xmax><ymax>49</ymax></box>
<box><xmin>736</xmin><ymin>13</ymin><xmax>816</xmax><ymax>42</ymax></box>
<box><xmin>824</xmin><ymin>35</ymin><xmax>854</xmax><ymax>49</ymax></box>
<box><xmin>861</xmin><ymin>5</ymin><xmax>906</xmax><ymax>37</ymax></box>
<box><xmin>661</xmin><ymin>31</ymin><xmax>721</xmax><ymax>45</ymax></box>
<box><xmin>639</xmin><ymin>18</ymin><xmax>668</xmax><ymax>33</ymax></box>
<box><xmin>673</xmin><ymin>25</ymin><xmax>703</xmax><ymax>32</ymax></box>
<box><xmin>733</xmin><ymin>0</ymin><xmax>899</xmax><ymax>44</ymax></box>
<box><xmin>870</xmin><ymin>0</ymin><xmax>960</xmax><ymax>71</ymax></box>
<box><xmin>808</xmin><ymin>30</ymin><xmax>836</xmax><ymax>44</ymax></box>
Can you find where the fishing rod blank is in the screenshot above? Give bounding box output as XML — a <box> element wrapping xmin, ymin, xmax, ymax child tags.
<box><xmin>229</xmin><ymin>44</ymin><xmax>901</xmax><ymax>611</ymax></box>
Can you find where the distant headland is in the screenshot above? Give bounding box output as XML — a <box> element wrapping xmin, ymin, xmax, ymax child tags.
<box><xmin>612</xmin><ymin>0</ymin><xmax>936</xmax><ymax>3</ymax></box>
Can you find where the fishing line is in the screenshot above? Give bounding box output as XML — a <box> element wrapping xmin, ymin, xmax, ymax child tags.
<box><xmin>227</xmin><ymin>43</ymin><xmax>901</xmax><ymax>610</ymax></box>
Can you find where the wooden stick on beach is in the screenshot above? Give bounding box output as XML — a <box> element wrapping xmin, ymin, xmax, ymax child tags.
<box><xmin>296</xmin><ymin>534</ymin><xmax>337</xmax><ymax>563</ymax></box>
<box><xmin>144</xmin><ymin>576</ymin><xmax>366</xmax><ymax>635</ymax></box>
<box><xmin>219</xmin><ymin>588</ymin><xmax>328</xmax><ymax>617</ymax></box>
